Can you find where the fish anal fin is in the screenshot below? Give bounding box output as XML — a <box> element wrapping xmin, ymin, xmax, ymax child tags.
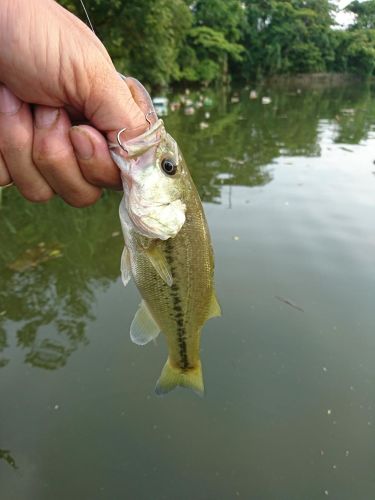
<box><xmin>155</xmin><ymin>359</ymin><xmax>204</xmax><ymax>397</ymax></box>
<box><xmin>206</xmin><ymin>291</ymin><xmax>221</xmax><ymax>320</ymax></box>
<box><xmin>145</xmin><ymin>244</ymin><xmax>173</xmax><ymax>286</ymax></box>
<box><xmin>130</xmin><ymin>301</ymin><xmax>160</xmax><ymax>345</ymax></box>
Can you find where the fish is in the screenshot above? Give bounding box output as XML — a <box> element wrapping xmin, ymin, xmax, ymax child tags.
<box><xmin>110</xmin><ymin>115</ymin><xmax>220</xmax><ymax>397</ymax></box>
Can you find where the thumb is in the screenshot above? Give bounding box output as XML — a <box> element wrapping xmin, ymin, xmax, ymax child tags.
<box><xmin>84</xmin><ymin>67</ymin><xmax>148</xmax><ymax>138</ymax></box>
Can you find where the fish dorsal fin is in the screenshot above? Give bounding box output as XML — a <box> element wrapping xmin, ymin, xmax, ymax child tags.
<box><xmin>144</xmin><ymin>244</ymin><xmax>173</xmax><ymax>286</ymax></box>
<box><xmin>130</xmin><ymin>301</ymin><xmax>160</xmax><ymax>345</ymax></box>
<box><xmin>121</xmin><ymin>246</ymin><xmax>131</xmax><ymax>287</ymax></box>
<box><xmin>207</xmin><ymin>291</ymin><xmax>221</xmax><ymax>320</ymax></box>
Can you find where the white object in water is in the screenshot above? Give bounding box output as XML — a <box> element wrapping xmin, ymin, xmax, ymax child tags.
<box><xmin>152</xmin><ymin>97</ymin><xmax>169</xmax><ymax>116</ymax></box>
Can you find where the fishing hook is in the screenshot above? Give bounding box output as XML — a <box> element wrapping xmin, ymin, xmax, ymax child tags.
<box><xmin>116</xmin><ymin>109</ymin><xmax>156</xmax><ymax>153</ymax></box>
<box><xmin>117</xmin><ymin>128</ymin><xmax>129</xmax><ymax>153</ymax></box>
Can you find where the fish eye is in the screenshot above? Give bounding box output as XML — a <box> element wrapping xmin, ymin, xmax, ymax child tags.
<box><xmin>161</xmin><ymin>158</ymin><xmax>177</xmax><ymax>176</ymax></box>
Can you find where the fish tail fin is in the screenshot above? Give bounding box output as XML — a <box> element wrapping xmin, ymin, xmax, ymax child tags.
<box><xmin>155</xmin><ymin>359</ymin><xmax>204</xmax><ymax>397</ymax></box>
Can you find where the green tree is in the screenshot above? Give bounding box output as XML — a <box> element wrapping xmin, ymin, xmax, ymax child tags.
<box><xmin>241</xmin><ymin>0</ymin><xmax>335</xmax><ymax>78</ymax></box>
<box><xmin>333</xmin><ymin>1</ymin><xmax>375</xmax><ymax>77</ymax></box>
<box><xmin>346</xmin><ymin>0</ymin><xmax>375</xmax><ymax>29</ymax></box>
<box><xmin>60</xmin><ymin>0</ymin><xmax>192</xmax><ymax>88</ymax></box>
<box><xmin>179</xmin><ymin>0</ymin><xmax>245</xmax><ymax>84</ymax></box>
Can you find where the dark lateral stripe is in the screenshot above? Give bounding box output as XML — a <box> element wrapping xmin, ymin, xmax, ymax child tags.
<box><xmin>165</xmin><ymin>239</ymin><xmax>189</xmax><ymax>369</ymax></box>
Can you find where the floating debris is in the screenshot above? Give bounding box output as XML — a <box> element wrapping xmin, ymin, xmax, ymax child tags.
<box><xmin>249</xmin><ymin>90</ymin><xmax>258</xmax><ymax>99</ymax></box>
<box><xmin>199</xmin><ymin>121</ymin><xmax>209</xmax><ymax>130</ymax></box>
<box><xmin>170</xmin><ymin>102</ymin><xmax>181</xmax><ymax>112</ymax></box>
<box><xmin>184</xmin><ymin>106</ymin><xmax>195</xmax><ymax>116</ymax></box>
<box><xmin>340</xmin><ymin>146</ymin><xmax>354</xmax><ymax>153</ymax></box>
<box><xmin>152</xmin><ymin>97</ymin><xmax>169</xmax><ymax>117</ymax></box>
<box><xmin>233</xmin><ymin>236</ymin><xmax>240</xmax><ymax>241</ymax></box>
<box><xmin>203</xmin><ymin>96</ymin><xmax>213</xmax><ymax>107</ymax></box>
<box><xmin>0</xmin><ymin>449</ymin><xmax>17</xmax><ymax>470</ymax></box>
<box><xmin>111</xmin><ymin>231</ymin><xmax>120</xmax><ymax>237</ymax></box>
<box><xmin>275</xmin><ymin>295</ymin><xmax>304</xmax><ymax>312</ymax></box>
<box><xmin>204</xmin><ymin>111</ymin><xmax>211</xmax><ymax>119</ymax></box>
<box><xmin>7</xmin><ymin>242</ymin><xmax>63</xmax><ymax>272</ymax></box>
<box><xmin>216</xmin><ymin>173</ymin><xmax>234</xmax><ymax>181</ymax></box>
<box><xmin>261</xmin><ymin>96</ymin><xmax>272</xmax><ymax>105</ymax></box>
<box><xmin>231</xmin><ymin>95</ymin><xmax>240</xmax><ymax>103</ymax></box>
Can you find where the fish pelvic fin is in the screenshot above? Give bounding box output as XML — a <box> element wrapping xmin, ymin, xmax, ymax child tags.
<box><xmin>155</xmin><ymin>359</ymin><xmax>204</xmax><ymax>397</ymax></box>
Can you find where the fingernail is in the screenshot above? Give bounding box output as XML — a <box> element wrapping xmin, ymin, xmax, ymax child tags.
<box><xmin>35</xmin><ymin>106</ymin><xmax>60</xmax><ymax>129</ymax></box>
<box><xmin>0</xmin><ymin>84</ymin><xmax>22</xmax><ymax>114</ymax></box>
<box><xmin>70</xmin><ymin>127</ymin><xmax>94</xmax><ymax>160</ymax></box>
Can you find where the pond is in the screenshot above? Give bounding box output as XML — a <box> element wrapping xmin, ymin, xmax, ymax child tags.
<box><xmin>1</xmin><ymin>82</ymin><xmax>375</xmax><ymax>499</ymax></box>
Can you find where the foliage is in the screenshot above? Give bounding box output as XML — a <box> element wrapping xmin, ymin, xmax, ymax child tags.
<box><xmin>346</xmin><ymin>0</ymin><xmax>375</xmax><ymax>30</ymax></box>
<box><xmin>331</xmin><ymin>1</ymin><xmax>375</xmax><ymax>77</ymax></box>
<box><xmin>241</xmin><ymin>0</ymin><xmax>336</xmax><ymax>78</ymax></box>
<box><xmin>58</xmin><ymin>0</ymin><xmax>375</xmax><ymax>86</ymax></box>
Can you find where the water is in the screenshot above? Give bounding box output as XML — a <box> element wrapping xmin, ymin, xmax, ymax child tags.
<box><xmin>1</xmin><ymin>83</ymin><xmax>375</xmax><ymax>499</ymax></box>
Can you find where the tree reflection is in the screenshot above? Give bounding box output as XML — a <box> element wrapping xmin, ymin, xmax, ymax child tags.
<box><xmin>165</xmin><ymin>83</ymin><xmax>375</xmax><ymax>201</ymax></box>
<box><xmin>0</xmin><ymin>192</ymin><xmax>123</xmax><ymax>370</ymax></box>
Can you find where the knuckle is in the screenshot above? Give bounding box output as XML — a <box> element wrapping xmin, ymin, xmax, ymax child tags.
<box><xmin>64</xmin><ymin>189</ymin><xmax>102</xmax><ymax>208</ymax></box>
<box><xmin>83</xmin><ymin>168</ymin><xmax>105</xmax><ymax>186</ymax></box>
<box><xmin>22</xmin><ymin>187</ymin><xmax>54</xmax><ymax>203</ymax></box>
<box><xmin>33</xmin><ymin>139</ymin><xmax>66</xmax><ymax>165</ymax></box>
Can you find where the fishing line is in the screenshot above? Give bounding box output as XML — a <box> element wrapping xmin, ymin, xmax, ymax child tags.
<box><xmin>78</xmin><ymin>0</ymin><xmax>96</xmax><ymax>35</ymax></box>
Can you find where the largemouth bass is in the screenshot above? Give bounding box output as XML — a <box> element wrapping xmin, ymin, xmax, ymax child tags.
<box><xmin>110</xmin><ymin>115</ymin><xmax>220</xmax><ymax>396</ymax></box>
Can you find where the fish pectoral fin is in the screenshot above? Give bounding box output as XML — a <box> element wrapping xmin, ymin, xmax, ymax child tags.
<box><xmin>130</xmin><ymin>301</ymin><xmax>160</xmax><ymax>345</ymax></box>
<box><xmin>121</xmin><ymin>246</ymin><xmax>131</xmax><ymax>287</ymax></box>
<box><xmin>206</xmin><ymin>291</ymin><xmax>221</xmax><ymax>320</ymax></box>
<box><xmin>144</xmin><ymin>244</ymin><xmax>173</xmax><ymax>286</ymax></box>
<box><xmin>155</xmin><ymin>359</ymin><xmax>204</xmax><ymax>397</ymax></box>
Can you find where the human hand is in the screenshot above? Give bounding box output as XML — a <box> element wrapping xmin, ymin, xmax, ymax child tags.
<box><xmin>0</xmin><ymin>0</ymin><xmax>148</xmax><ymax>206</ymax></box>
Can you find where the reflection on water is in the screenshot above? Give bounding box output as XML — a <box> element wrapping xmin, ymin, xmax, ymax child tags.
<box><xmin>0</xmin><ymin>194</ymin><xmax>123</xmax><ymax>369</ymax></box>
<box><xmin>167</xmin><ymin>84</ymin><xmax>375</xmax><ymax>202</ymax></box>
<box><xmin>0</xmin><ymin>83</ymin><xmax>375</xmax><ymax>499</ymax></box>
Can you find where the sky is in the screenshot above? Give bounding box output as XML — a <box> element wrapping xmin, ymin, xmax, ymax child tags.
<box><xmin>334</xmin><ymin>0</ymin><xmax>359</xmax><ymax>28</ymax></box>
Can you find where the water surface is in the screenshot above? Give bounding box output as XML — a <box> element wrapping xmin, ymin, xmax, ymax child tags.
<box><xmin>1</xmin><ymin>83</ymin><xmax>375</xmax><ymax>499</ymax></box>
